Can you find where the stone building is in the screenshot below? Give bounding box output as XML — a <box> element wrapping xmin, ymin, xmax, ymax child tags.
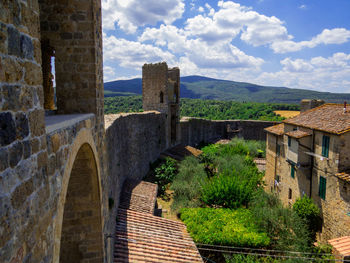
<box><xmin>265</xmin><ymin>103</ymin><xmax>350</xmax><ymax>242</ymax></box>
<box><xmin>142</xmin><ymin>62</ymin><xmax>181</xmax><ymax>148</ymax></box>
<box><xmin>0</xmin><ymin>0</ymin><xmax>107</xmax><ymax>262</ymax></box>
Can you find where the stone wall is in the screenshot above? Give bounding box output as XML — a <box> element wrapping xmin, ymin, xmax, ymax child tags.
<box><xmin>180</xmin><ymin>117</ymin><xmax>279</xmax><ymax>146</ymax></box>
<box><xmin>104</xmin><ymin>111</ymin><xmax>167</xmax><ymax>247</ymax></box>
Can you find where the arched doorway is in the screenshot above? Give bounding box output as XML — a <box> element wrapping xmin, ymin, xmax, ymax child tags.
<box><xmin>59</xmin><ymin>143</ymin><xmax>103</xmax><ymax>262</ymax></box>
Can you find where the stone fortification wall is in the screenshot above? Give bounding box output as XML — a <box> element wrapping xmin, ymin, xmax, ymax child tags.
<box><xmin>104</xmin><ymin>111</ymin><xmax>167</xmax><ymax>237</ymax></box>
<box><xmin>181</xmin><ymin>117</ymin><xmax>279</xmax><ymax>146</ymax></box>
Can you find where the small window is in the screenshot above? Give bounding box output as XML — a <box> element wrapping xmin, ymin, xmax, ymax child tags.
<box><xmin>159</xmin><ymin>91</ymin><xmax>164</xmax><ymax>103</ymax></box>
<box><xmin>288</xmin><ymin>188</ymin><xmax>292</xmax><ymax>199</ymax></box>
<box><xmin>322</xmin><ymin>135</ymin><xmax>330</xmax><ymax>158</ymax></box>
<box><xmin>291</xmin><ymin>165</ymin><xmax>295</xmax><ymax>178</ymax></box>
<box><xmin>288</xmin><ymin>137</ymin><xmax>291</xmax><ymax>147</ymax></box>
<box><xmin>276</xmin><ymin>144</ymin><xmax>280</xmax><ymax>156</ymax></box>
<box><xmin>319</xmin><ymin>176</ymin><xmax>327</xmax><ymax>200</ymax></box>
<box><xmin>275</xmin><ymin>175</ymin><xmax>280</xmax><ymax>182</ymax></box>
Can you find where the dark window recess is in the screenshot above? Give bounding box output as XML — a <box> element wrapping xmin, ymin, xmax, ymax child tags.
<box><xmin>276</xmin><ymin>144</ymin><xmax>280</xmax><ymax>156</ymax></box>
<box><xmin>159</xmin><ymin>91</ymin><xmax>164</xmax><ymax>103</ymax></box>
<box><xmin>291</xmin><ymin>165</ymin><xmax>295</xmax><ymax>178</ymax></box>
<box><xmin>289</xmin><ymin>188</ymin><xmax>292</xmax><ymax>199</ymax></box>
<box><xmin>322</xmin><ymin>135</ymin><xmax>330</xmax><ymax>158</ymax></box>
<box><xmin>319</xmin><ymin>176</ymin><xmax>327</xmax><ymax>200</ymax></box>
<box><xmin>288</xmin><ymin>137</ymin><xmax>291</xmax><ymax>147</ymax></box>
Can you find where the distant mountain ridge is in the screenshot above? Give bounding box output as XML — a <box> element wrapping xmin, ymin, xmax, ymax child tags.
<box><xmin>104</xmin><ymin>75</ymin><xmax>350</xmax><ymax>104</ymax></box>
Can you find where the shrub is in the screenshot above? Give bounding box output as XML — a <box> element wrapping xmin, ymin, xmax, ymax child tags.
<box><xmin>171</xmin><ymin>156</ymin><xmax>206</xmax><ymax>212</ymax></box>
<box><xmin>249</xmin><ymin>190</ymin><xmax>311</xmax><ymax>252</ymax></box>
<box><xmin>180</xmin><ymin>208</ymin><xmax>270</xmax><ymax>247</ymax></box>
<box><xmin>293</xmin><ymin>195</ymin><xmax>321</xmax><ymax>241</ymax></box>
<box><xmin>146</xmin><ymin>157</ymin><xmax>177</xmax><ymax>197</ymax></box>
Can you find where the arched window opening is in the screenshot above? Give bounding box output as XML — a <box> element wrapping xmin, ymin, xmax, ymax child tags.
<box><xmin>41</xmin><ymin>39</ymin><xmax>56</xmax><ymax>111</ymax></box>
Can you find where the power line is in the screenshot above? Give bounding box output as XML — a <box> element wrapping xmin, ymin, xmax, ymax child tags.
<box><xmin>197</xmin><ymin>247</ymin><xmax>347</xmax><ymax>262</ymax></box>
<box><xmin>195</xmin><ymin>243</ymin><xmax>334</xmax><ymax>256</ymax></box>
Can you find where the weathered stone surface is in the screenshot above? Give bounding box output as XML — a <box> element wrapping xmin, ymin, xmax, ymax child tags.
<box><xmin>22</xmin><ymin>140</ymin><xmax>31</xmax><ymax>159</ymax></box>
<box><xmin>0</xmin><ymin>148</ymin><xmax>9</xmax><ymax>172</ymax></box>
<box><xmin>11</xmin><ymin>177</ymin><xmax>34</xmax><ymax>209</ymax></box>
<box><xmin>24</xmin><ymin>62</ymin><xmax>42</xmax><ymax>85</ymax></box>
<box><xmin>28</xmin><ymin>110</ymin><xmax>45</xmax><ymax>137</ymax></box>
<box><xmin>0</xmin><ymin>22</ymin><xmax>7</xmax><ymax>54</ymax></box>
<box><xmin>20</xmin><ymin>34</ymin><xmax>34</xmax><ymax>59</ymax></box>
<box><xmin>0</xmin><ymin>112</ymin><xmax>16</xmax><ymax>146</ymax></box>
<box><xmin>30</xmin><ymin>138</ymin><xmax>40</xmax><ymax>154</ymax></box>
<box><xmin>7</xmin><ymin>26</ymin><xmax>20</xmax><ymax>56</ymax></box>
<box><xmin>15</xmin><ymin>112</ymin><xmax>29</xmax><ymax>140</ymax></box>
<box><xmin>9</xmin><ymin>141</ymin><xmax>23</xmax><ymax>168</ymax></box>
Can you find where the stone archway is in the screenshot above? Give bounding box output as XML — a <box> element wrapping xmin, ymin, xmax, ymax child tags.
<box><xmin>59</xmin><ymin>143</ymin><xmax>103</xmax><ymax>262</ymax></box>
<box><xmin>53</xmin><ymin>129</ymin><xmax>104</xmax><ymax>263</ymax></box>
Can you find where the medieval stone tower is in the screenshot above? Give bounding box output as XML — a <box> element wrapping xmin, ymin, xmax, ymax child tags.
<box><xmin>142</xmin><ymin>62</ymin><xmax>180</xmax><ymax>147</ymax></box>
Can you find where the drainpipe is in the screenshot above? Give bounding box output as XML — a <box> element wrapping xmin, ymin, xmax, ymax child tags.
<box><xmin>309</xmin><ymin>129</ymin><xmax>315</xmax><ymax>198</ymax></box>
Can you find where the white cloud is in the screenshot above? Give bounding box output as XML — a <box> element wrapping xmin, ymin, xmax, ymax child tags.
<box><xmin>102</xmin><ymin>0</ymin><xmax>184</xmax><ymax>33</ymax></box>
<box><xmin>299</xmin><ymin>4</ymin><xmax>307</xmax><ymax>10</ymax></box>
<box><xmin>184</xmin><ymin>1</ymin><xmax>291</xmax><ymax>46</ymax></box>
<box><xmin>103</xmin><ymin>34</ymin><xmax>176</xmax><ymax>68</ymax></box>
<box><xmin>257</xmin><ymin>53</ymin><xmax>350</xmax><ymax>93</ymax></box>
<box><xmin>103</xmin><ymin>66</ymin><xmax>116</xmax><ymax>82</ymax></box>
<box><xmin>198</xmin><ymin>6</ymin><xmax>204</xmax><ymax>12</ymax></box>
<box><xmin>271</xmin><ymin>28</ymin><xmax>350</xmax><ymax>53</ymax></box>
<box><xmin>139</xmin><ymin>24</ymin><xmax>264</xmax><ymax>70</ymax></box>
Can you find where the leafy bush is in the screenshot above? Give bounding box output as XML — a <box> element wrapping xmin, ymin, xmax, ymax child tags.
<box><xmin>249</xmin><ymin>190</ymin><xmax>310</xmax><ymax>252</ymax></box>
<box><xmin>153</xmin><ymin>157</ymin><xmax>177</xmax><ymax>196</ymax></box>
<box><xmin>201</xmin><ymin>161</ymin><xmax>263</xmax><ymax>209</ymax></box>
<box><xmin>171</xmin><ymin>156</ymin><xmax>206</xmax><ymax>212</ymax></box>
<box><xmin>293</xmin><ymin>195</ymin><xmax>321</xmax><ymax>240</ymax></box>
<box><xmin>180</xmin><ymin>208</ymin><xmax>270</xmax><ymax>247</ymax></box>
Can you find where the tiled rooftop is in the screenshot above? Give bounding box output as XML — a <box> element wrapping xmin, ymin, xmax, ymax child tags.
<box><xmin>115</xmin><ymin>209</ymin><xmax>203</xmax><ymax>262</ymax></box>
<box><xmin>115</xmin><ymin>180</ymin><xmax>203</xmax><ymax>262</ymax></box>
<box><xmin>264</xmin><ymin>123</ymin><xmax>284</xmax><ymax>135</ymax></box>
<box><xmin>328</xmin><ymin>236</ymin><xmax>350</xmax><ymax>257</ymax></box>
<box><xmin>285</xmin><ymin>130</ymin><xmax>312</xmax><ymax>139</ymax></box>
<box><xmin>119</xmin><ymin>180</ymin><xmax>158</xmax><ymax>214</ymax></box>
<box><xmin>284</xmin><ymin>104</ymin><xmax>350</xmax><ymax>134</ymax></box>
<box><xmin>335</xmin><ymin>172</ymin><xmax>350</xmax><ymax>183</ymax></box>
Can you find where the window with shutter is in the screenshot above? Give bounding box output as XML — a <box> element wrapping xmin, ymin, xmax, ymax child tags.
<box><xmin>322</xmin><ymin>135</ymin><xmax>330</xmax><ymax>157</ymax></box>
<box><xmin>319</xmin><ymin>176</ymin><xmax>326</xmax><ymax>200</ymax></box>
<box><xmin>291</xmin><ymin>165</ymin><xmax>295</xmax><ymax>178</ymax></box>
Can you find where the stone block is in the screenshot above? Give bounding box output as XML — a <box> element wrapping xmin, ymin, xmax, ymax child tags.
<box><xmin>15</xmin><ymin>112</ymin><xmax>29</xmax><ymax>140</ymax></box>
<box><xmin>9</xmin><ymin>141</ymin><xmax>23</xmax><ymax>168</ymax></box>
<box><xmin>28</xmin><ymin>110</ymin><xmax>45</xmax><ymax>137</ymax></box>
<box><xmin>60</xmin><ymin>32</ymin><xmax>72</xmax><ymax>40</ymax></box>
<box><xmin>24</xmin><ymin>62</ymin><xmax>42</xmax><ymax>85</ymax></box>
<box><xmin>0</xmin><ymin>147</ymin><xmax>9</xmax><ymax>172</ymax></box>
<box><xmin>22</xmin><ymin>140</ymin><xmax>31</xmax><ymax>159</ymax></box>
<box><xmin>20</xmin><ymin>34</ymin><xmax>34</xmax><ymax>60</ymax></box>
<box><xmin>11</xmin><ymin>177</ymin><xmax>34</xmax><ymax>209</ymax></box>
<box><xmin>50</xmin><ymin>133</ymin><xmax>60</xmax><ymax>153</ymax></box>
<box><xmin>0</xmin><ymin>112</ymin><xmax>16</xmax><ymax>146</ymax></box>
<box><xmin>30</xmin><ymin>138</ymin><xmax>40</xmax><ymax>154</ymax></box>
<box><xmin>0</xmin><ymin>22</ymin><xmax>7</xmax><ymax>54</ymax></box>
<box><xmin>2</xmin><ymin>58</ymin><xmax>23</xmax><ymax>83</ymax></box>
<box><xmin>7</xmin><ymin>26</ymin><xmax>20</xmax><ymax>57</ymax></box>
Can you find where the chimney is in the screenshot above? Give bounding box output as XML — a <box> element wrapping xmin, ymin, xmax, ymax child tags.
<box><xmin>344</xmin><ymin>101</ymin><xmax>347</xmax><ymax>113</ymax></box>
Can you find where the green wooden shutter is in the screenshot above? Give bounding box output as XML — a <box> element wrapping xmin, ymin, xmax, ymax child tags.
<box><xmin>319</xmin><ymin>176</ymin><xmax>326</xmax><ymax>200</ymax></box>
<box><xmin>322</xmin><ymin>135</ymin><xmax>330</xmax><ymax>157</ymax></box>
<box><xmin>291</xmin><ymin>165</ymin><xmax>295</xmax><ymax>178</ymax></box>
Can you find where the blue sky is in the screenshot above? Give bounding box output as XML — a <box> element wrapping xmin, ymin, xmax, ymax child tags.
<box><xmin>102</xmin><ymin>0</ymin><xmax>350</xmax><ymax>93</ymax></box>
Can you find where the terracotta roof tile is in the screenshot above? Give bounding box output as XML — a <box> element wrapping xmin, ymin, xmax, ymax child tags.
<box><xmin>285</xmin><ymin>130</ymin><xmax>312</xmax><ymax>139</ymax></box>
<box><xmin>284</xmin><ymin>104</ymin><xmax>350</xmax><ymax>134</ymax></box>
<box><xmin>328</xmin><ymin>236</ymin><xmax>350</xmax><ymax>257</ymax></box>
<box><xmin>265</xmin><ymin>123</ymin><xmax>284</xmax><ymax>135</ymax></box>
<box><xmin>335</xmin><ymin>172</ymin><xmax>350</xmax><ymax>183</ymax></box>
<box><xmin>115</xmin><ymin>181</ymin><xmax>203</xmax><ymax>262</ymax></box>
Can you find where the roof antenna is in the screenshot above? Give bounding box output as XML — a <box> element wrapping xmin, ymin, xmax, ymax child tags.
<box><xmin>344</xmin><ymin>101</ymin><xmax>347</xmax><ymax>113</ymax></box>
